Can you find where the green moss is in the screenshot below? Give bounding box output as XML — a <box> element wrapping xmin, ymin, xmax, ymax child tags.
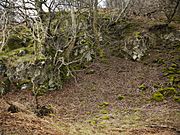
<box><xmin>88</xmin><ymin>119</ymin><xmax>98</xmax><ymax>125</ymax></box>
<box><xmin>6</xmin><ymin>35</ymin><xmax>24</xmax><ymax>51</ymax></box>
<box><xmin>101</xmin><ymin>115</ymin><xmax>110</xmax><ymax>120</ymax></box>
<box><xmin>152</xmin><ymin>92</ymin><xmax>164</xmax><ymax>102</ymax></box>
<box><xmin>98</xmin><ymin>48</ymin><xmax>105</xmax><ymax>58</ymax></box>
<box><xmin>90</xmin><ymin>86</ymin><xmax>96</xmax><ymax>92</ymax></box>
<box><xmin>168</xmin><ymin>75</ymin><xmax>179</xmax><ymax>85</ymax></box>
<box><xmin>168</xmin><ymin>67</ymin><xmax>176</xmax><ymax>72</ymax></box>
<box><xmin>134</xmin><ymin>31</ymin><xmax>141</xmax><ymax>38</ymax></box>
<box><xmin>173</xmin><ymin>96</ymin><xmax>180</xmax><ymax>103</ymax></box>
<box><xmin>98</xmin><ymin>121</ymin><xmax>106</xmax><ymax>128</ymax></box>
<box><xmin>174</xmin><ymin>77</ymin><xmax>180</xmax><ymax>84</ymax></box>
<box><xmin>99</xmin><ymin>102</ymin><xmax>109</xmax><ymax>107</ymax></box>
<box><xmin>4</xmin><ymin>26</ymin><xmax>32</xmax><ymax>51</ymax></box>
<box><xmin>176</xmin><ymin>90</ymin><xmax>180</xmax><ymax>96</ymax></box>
<box><xmin>18</xmin><ymin>79</ymin><xmax>31</xmax><ymax>85</ymax></box>
<box><xmin>171</xmin><ymin>63</ymin><xmax>177</xmax><ymax>68</ymax></box>
<box><xmin>168</xmin><ymin>76</ymin><xmax>175</xmax><ymax>84</ymax></box>
<box><xmin>163</xmin><ymin>66</ymin><xmax>180</xmax><ymax>76</ymax></box>
<box><xmin>0</xmin><ymin>46</ymin><xmax>35</xmax><ymax>65</ymax></box>
<box><xmin>100</xmin><ymin>109</ymin><xmax>108</xmax><ymax>114</ymax></box>
<box><xmin>138</xmin><ymin>84</ymin><xmax>147</xmax><ymax>91</ymax></box>
<box><xmin>158</xmin><ymin>87</ymin><xmax>177</xmax><ymax>97</ymax></box>
<box><xmin>117</xmin><ymin>95</ymin><xmax>125</xmax><ymax>100</ymax></box>
<box><xmin>86</xmin><ymin>111</ymin><xmax>91</xmax><ymax>115</ymax></box>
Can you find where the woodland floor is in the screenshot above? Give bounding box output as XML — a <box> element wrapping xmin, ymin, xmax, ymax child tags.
<box><xmin>0</xmin><ymin>21</ymin><xmax>180</xmax><ymax>135</ymax></box>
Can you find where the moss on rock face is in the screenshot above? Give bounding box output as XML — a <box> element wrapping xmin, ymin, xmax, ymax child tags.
<box><xmin>152</xmin><ymin>92</ymin><xmax>164</xmax><ymax>102</ymax></box>
<box><xmin>4</xmin><ymin>25</ymin><xmax>32</xmax><ymax>52</ymax></box>
<box><xmin>6</xmin><ymin>35</ymin><xmax>25</xmax><ymax>51</ymax></box>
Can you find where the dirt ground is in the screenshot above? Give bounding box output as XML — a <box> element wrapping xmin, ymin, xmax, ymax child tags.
<box><xmin>0</xmin><ymin>53</ymin><xmax>180</xmax><ymax>135</ymax></box>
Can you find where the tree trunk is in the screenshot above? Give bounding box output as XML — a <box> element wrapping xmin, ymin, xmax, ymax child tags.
<box><xmin>65</xmin><ymin>5</ymin><xmax>77</xmax><ymax>61</ymax></box>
